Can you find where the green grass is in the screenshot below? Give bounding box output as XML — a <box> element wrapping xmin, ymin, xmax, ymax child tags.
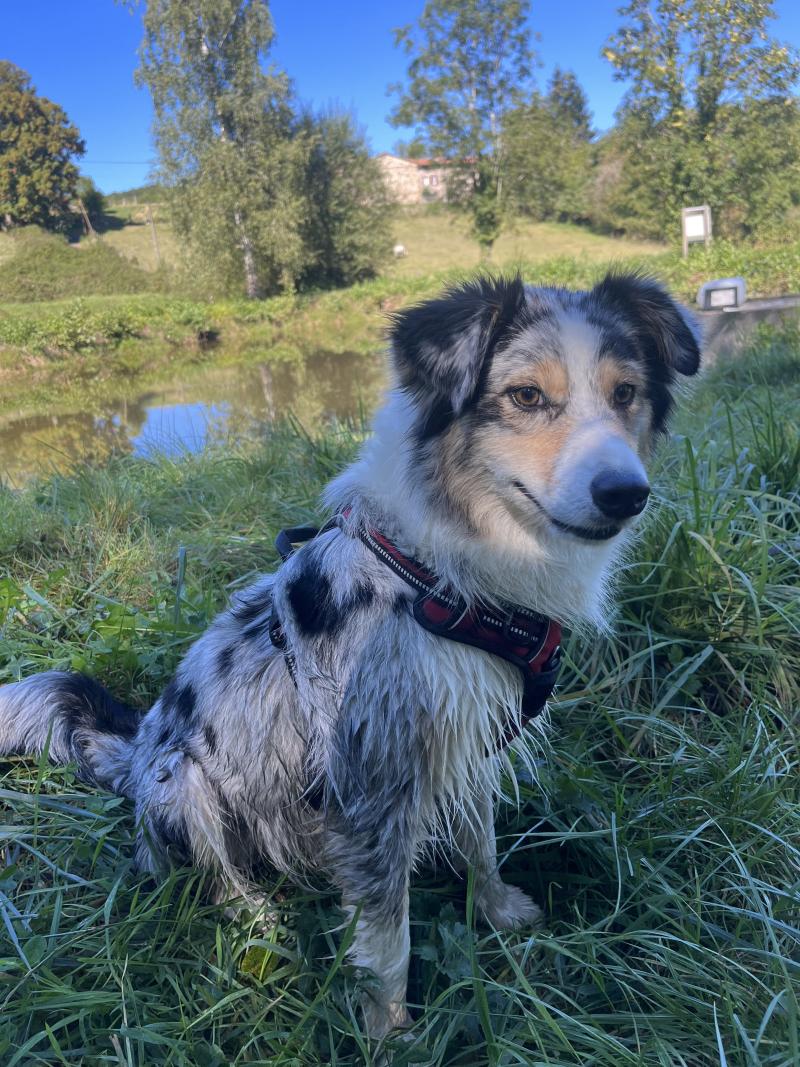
<box><xmin>68</xmin><ymin>203</ymin><xmax>662</xmax><ymax>280</ymax></box>
<box><xmin>0</xmin><ymin>228</ymin><xmax>159</xmax><ymax>303</ymax></box>
<box><xmin>0</xmin><ymin>332</ymin><xmax>798</xmax><ymax>1064</ymax></box>
<box><xmin>387</xmin><ymin>208</ymin><xmax>665</xmax><ymax>277</ymax></box>
<box><xmin>97</xmin><ymin>204</ymin><xmax>181</xmax><ymax>274</ymax></box>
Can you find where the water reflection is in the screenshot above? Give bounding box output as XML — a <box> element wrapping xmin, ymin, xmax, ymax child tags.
<box><xmin>0</xmin><ymin>351</ymin><xmax>385</xmax><ymax>483</ymax></box>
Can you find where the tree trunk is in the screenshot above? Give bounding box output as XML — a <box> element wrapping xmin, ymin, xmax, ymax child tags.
<box><xmin>235</xmin><ymin>210</ymin><xmax>262</xmax><ymax>299</ymax></box>
<box><xmin>217</xmin><ymin>104</ymin><xmax>263</xmax><ymax>300</ymax></box>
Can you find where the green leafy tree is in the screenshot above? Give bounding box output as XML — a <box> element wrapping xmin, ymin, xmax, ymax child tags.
<box><xmin>391</xmin><ymin>137</ymin><xmax>427</xmax><ymax>159</ymax></box>
<box><xmin>0</xmin><ymin>62</ymin><xmax>85</xmax><ymax>231</ymax></box>
<box><xmin>388</xmin><ymin>0</ymin><xmax>535</xmax><ymax>258</ymax></box>
<box><xmin>502</xmin><ymin>70</ymin><xmax>593</xmax><ymax>223</ymax></box>
<box><xmin>300</xmin><ymin>110</ymin><xmax>393</xmax><ymax>290</ymax></box>
<box><xmin>136</xmin><ymin>0</ymin><xmax>310</xmax><ymax>298</ymax></box>
<box><xmin>601</xmin><ymin>0</ymin><xmax>800</xmax><ymax>239</ymax></box>
<box><xmin>547</xmin><ymin>67</ymin><xmax>593</xmax><ymax>141</ymax></box>
<box><xmin>75</xmin><ymin>176</ymin><xmax>106</xmax><ymax>227</ymax></box>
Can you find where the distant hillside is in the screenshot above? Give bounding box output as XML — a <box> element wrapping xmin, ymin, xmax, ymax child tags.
<box><xmin>106</xmin><ymin>183</ymin><xmax>168</xmax><ymax>205</ymax></box>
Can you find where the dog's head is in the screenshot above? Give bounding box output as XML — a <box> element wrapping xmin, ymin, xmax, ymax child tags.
<box><xmin>391</xmin><ymin>273</ymin><xmax>700</xmax><ymax>545</ymax></box>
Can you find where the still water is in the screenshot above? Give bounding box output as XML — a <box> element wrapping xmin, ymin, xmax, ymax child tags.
<box><xmin>0</xmin><ymin>351</ymin><xmax>386</xmax><ymax>483</ymax></box>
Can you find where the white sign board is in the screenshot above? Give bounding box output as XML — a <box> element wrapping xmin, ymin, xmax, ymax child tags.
<box><xmin>681</xmin><ymin>205</ymin><xmax>712</xmax><ymax>256</ymax></box>
<box><xmin>684</xmin><ymin>214</ymin><xmax>707</xmax><ymax>239</ymax></box>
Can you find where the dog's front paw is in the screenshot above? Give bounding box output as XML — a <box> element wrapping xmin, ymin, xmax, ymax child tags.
<box><xmin>363</xmin><ymin>997</ymin><xmax>413</xmax><ymax>1041</ymax></box>
<box><xmin>476</xmin><ymin>879</ymin><xmax>543</xmax><ymax>931</ymax></box>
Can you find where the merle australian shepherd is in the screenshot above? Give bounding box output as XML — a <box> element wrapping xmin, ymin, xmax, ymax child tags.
<box><xmin>0</xmin><ymin>273</ymin><xmax>700</xmax><ymax>1039</ymax></box>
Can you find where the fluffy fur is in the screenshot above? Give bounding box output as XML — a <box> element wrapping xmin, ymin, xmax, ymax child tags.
<box><xmin>0</xmin><ymin>272</ymin><xmax>700</xmax><ymax>1040</ymax></box>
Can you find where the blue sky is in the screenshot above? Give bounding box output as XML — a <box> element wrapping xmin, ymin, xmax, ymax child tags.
<box><xmin>5</xmin><ymin>0</ymin><xmax>800</xmax><ymax>193</ymax></box>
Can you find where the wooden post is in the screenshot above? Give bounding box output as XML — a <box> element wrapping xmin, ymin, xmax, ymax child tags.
<box><xmin>146</xmin><ymin>204</ymin><xmax>162</xmax><ymax>267</ymax></box>
<box><xmin>77</xmin><ymin>198</ymin><xmax>96</xmax><ymax>239</ymax></box>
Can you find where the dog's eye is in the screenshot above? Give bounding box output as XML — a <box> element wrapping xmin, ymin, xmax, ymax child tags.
<box><xmin>613</xmin><ymin>383</ymin><xmax>636</xmax><ymax>406</ymax></box>
<box><xmin>510</xmin><ymin>386</ymin><xmax>545</xmax><ymax>409</ymax></box>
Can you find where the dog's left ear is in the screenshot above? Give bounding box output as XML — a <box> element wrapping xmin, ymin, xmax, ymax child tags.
<box><xmin>592</xmin><ymin>272</ymin><xmax>701</xmax><ymax>377</ymax></box>
<box><xmin>391</xmin><ymin>275</ymin><xmax>527</xmax><ymax>416</ymax></box>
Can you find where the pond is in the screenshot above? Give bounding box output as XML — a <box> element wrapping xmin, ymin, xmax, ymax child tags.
<box><xmin>0</xmin><ymin>351</ymin><xmax>386</xmax><ymax>484</ymax></box>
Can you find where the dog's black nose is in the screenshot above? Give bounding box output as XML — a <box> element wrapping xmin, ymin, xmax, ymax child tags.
<box><xmin>590</xmin><ymin>471</ymin><xmax>650</xmax><ymax>519</ymax></box>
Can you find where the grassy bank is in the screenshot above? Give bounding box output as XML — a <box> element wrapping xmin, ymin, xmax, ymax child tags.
<box><xmin>3</xmin><ymin>228</ymin><xmax>800</xmax><ymax>424</ymax></box>
<box><xmin>0</xmin><ymin>332</ymin><xmax>798</xmax><ymax>1064</ymax></box>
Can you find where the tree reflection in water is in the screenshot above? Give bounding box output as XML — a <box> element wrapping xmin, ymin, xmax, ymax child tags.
<box><xmin>0</xmin><ymin>351</ymin><xmax>384</xmax><ymax>483</ymax></box>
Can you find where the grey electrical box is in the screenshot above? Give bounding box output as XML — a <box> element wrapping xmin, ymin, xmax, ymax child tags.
<box><xmin>697</xmin><ymin>277</ymin><xmax>746</xmax><ymax>311</ymax></box>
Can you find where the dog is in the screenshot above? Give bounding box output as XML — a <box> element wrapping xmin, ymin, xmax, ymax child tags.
<box><xmin>0</xmin><ymin>272</ymin><xmax>700</xmax><ymax>1040</ymax></box>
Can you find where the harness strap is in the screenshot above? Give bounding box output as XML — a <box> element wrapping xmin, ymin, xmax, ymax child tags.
<box><xmin>268</xmin><ymin>515</ymin><xmax>564</xmax><ymax>746</ymax></box>
<box><xmin>353</xmin><ymin>521</ymin><xmax>562</xmax><ymax>726</ymax></box>
<box><xmin>275</xmin><ymin>524</ymin><xmax>325</xmax><ymax>562</ymax></box>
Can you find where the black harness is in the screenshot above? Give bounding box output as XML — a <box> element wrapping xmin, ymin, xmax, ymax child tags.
<box><xmin>269</xmin><ymin>517</ymin><xmax>563</xmax><ymax>744</ymax></box>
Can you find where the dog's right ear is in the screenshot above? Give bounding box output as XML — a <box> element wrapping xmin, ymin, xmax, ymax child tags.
<box><xmin>390</xmin><ymin>276</ymin><xmax>526</xmax><ymax>423</ymax></box>
<box><xmin>591</xmin><ymin>272</ymin><xmax>701</xmax><ymax>377</ymax></box>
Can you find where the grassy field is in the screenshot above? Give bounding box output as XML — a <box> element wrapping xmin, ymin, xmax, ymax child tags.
<box><xmin>386</xmin><ymin>208</ymin><xmax>664</xmax><ymax>277</ymax></box>
<box><xmin>0</xmin><ymin>205</ymin><xmax>662</xmax><ymax>283</ymax></box>
<box><xmin>95</xmin><ymin>202</ymin><xmax>181</xmax><ymax>274</ymax></box>
<box><xmin>85</xmin><ymin>202</ymin><xmax>664</xmax><ymax>278</ymax></box>
<box><xmin>0</xmin><ymin>326</ymin><xmax>798</xmax><ymax>1064</ymax></box>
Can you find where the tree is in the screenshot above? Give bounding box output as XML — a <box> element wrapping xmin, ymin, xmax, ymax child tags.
<box><xmin>391</xmin><ymin>137</ymin><xmax>427</xmax><ymax>159</ymax></box>
<box><xmin>0</xmin><ymin>62</ymin><xmax>85</xmax><ymax>231</ymax></box>
<box><xmin>300</xmin><ymin>110</ymin><xmax>393</xmax><ymax>290</ymax></box>
<box><xmin>136</xmin><ymin>1</ymin><xmax>391</xmax><ymax>297</ymax></box>
<box><xmin>75</xmin><ymin>176</ymin><xmax>106</xmax><ymax>230</ymax></box>
<box><xmin>601</xmin><ymin>0</ymin><xmax>800</xmax><ymax>239</ymax></box>
<box><xmin>547</xmin><ymin>68</ymin><xmax>593</xmax><ymax>141</ymax></box>
<box><xmin>388</xmin><ymin>0</ymin><xmax>535</xmax><ymax>258</ymax></box>
<box><xmin>136</xmin><ymin>0</ymin><xmax>310</xmax><ymax>298</ymax></box>
<box><xmin>502</xmin><ymin>70</ymin><xmax>593</xmax><ymax>223</ymax></box>
<box><xmin>604</xmin><ymin>0</ymin><xmax>798</xmax><ymax>129</ymax></box>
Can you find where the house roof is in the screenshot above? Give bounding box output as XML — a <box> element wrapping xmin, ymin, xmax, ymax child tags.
<box><xmin>376</xmin><ymin>152</ymin><xmax>450</xmax><ymax>167</ymax></box>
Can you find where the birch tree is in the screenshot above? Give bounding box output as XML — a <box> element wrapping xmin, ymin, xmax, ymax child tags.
<box><xmin>388</xmin><ymin>0</ymin><xmax>535</xmax><ymax>258</ymax></box>
<box><xmin>136</xmin><ymin>0</ymin><xmax>308</xmax><ymax>298</ymax></box>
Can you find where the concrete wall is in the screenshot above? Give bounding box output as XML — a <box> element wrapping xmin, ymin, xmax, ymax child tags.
<box><xmin>697</xmin><ymin>296</ymin><xmax>800</xmax><ymax>364</ymax></box>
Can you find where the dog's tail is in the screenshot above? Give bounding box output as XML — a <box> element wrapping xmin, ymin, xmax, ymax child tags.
<box><xmin>0</xmin><ymin>672</ymin><xmax>141</xmax><ymax>795</ymax></box>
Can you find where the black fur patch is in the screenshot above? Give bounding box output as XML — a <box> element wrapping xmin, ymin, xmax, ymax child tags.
<box><xmin>588</xmin><ymin>272</ymin><xmax>701</xmax><ymax>433</ymax></box>
<box><xmin>149</xmin><ymin>811</ymin><xmax>191</xmax><ymax>864</ymax></box>
<box><xmin>287</xmin><ymin>560</ymin><xmax>374</xmax><ymax>637</ymax></box>
<box><xmin>231</xmin><ymin>590</ymin><xmax>272</xmax><ymax>626</ymax></box>
<box><xmin>157</xmin><ymin>723</ymin><xmax>171</xmax><ymax>747</ymax></box>
<box><xmin>287</xmin><ymin>565</ymin><xmax>333</xmax><ymax>635</ymax></box>
<box><xmin>393</xmin><ymin>594</ymin><xmax>410</xmax><ymax>616</ymax></box>
<box><xmin>217</xmin><ymin>644</ymin><xmax>235</xmax><ymax>677</ymax></box>
<box><xmin>161</xmin><ymin>677</ymin><xmax>196</xmax><ymax>723</ymax></box>
<box><xmin>58</xmin><ymin>673</ymin><xmax>141</xmax><ymax>740</ymax></box>
<box><xmin>392</xmin><ymin>275</ymin><xmax>530</xmax><ymax>438</ymax></box>
<box><xmin>416</xmin><ymin>393</ymin><xmax>457</xmax><ymax>442</ymax></box>
<box><xmin>203</xmin><ymin>723</ymin><xmax>218</xmax><ymax>754</ymax></box>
